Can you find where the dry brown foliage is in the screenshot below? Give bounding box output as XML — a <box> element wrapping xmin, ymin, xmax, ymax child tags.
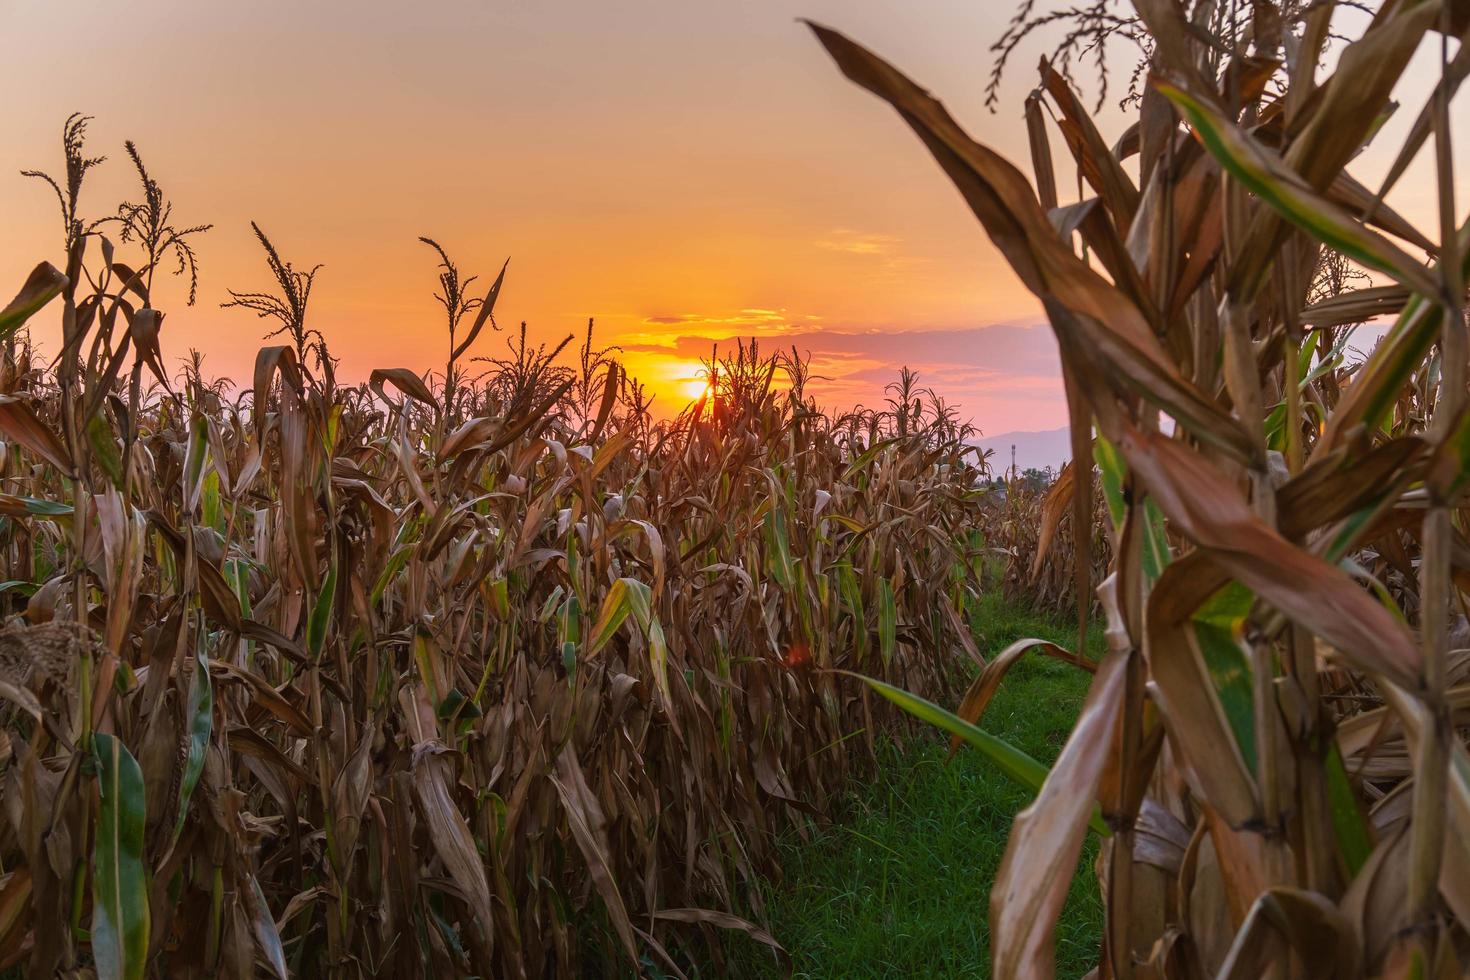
<box><xmin>812</xmin><ymin>0</ymin><xmax>1470</xmax><ymax>975</ymax></box>
<box><xmin>0</xmin><ymin>122</ymin><xmax>995</xmax><ymax>977</ymax></box>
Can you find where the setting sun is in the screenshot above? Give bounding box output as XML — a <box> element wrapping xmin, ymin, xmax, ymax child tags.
<box><xmin>680</xmin><ymin>375</ymin><xmax>714</xmax><ymax>401</ymax></box>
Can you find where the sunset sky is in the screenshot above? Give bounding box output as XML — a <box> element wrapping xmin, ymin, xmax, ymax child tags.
<box><xmin>1</xmin><ymin>1</ymin><xmax>1463</xmax><ymax>437</ymax></box>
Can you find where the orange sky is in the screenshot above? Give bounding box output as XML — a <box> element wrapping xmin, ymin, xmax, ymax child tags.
<box><xmin>1</xmin><ymin>1</ymin><xmax>1463</xmax><ymax>435</ymax></box>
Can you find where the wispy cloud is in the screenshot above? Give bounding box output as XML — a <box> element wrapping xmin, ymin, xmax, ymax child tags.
<box><xmin>635</xmin><ymin>308</ymin><xmax>822</xmax><ymax>335</ymax></box>
<box><xmin>815</xmin><ymin>228</ymin><xmax>903</xmax><ymax>256</ymax></box>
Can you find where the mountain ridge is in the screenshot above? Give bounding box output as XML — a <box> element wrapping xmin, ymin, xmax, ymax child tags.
<box><xmin>972</xmin><ymin>425</ymin><xmax>1071</xmax><ymax>474</ymax></box>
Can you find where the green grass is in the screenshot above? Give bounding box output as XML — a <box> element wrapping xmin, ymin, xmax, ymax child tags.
<box><xmin>725</xmin><ymin>593</ymin><xmax>1105</xmax><ymax>979</ymax></box>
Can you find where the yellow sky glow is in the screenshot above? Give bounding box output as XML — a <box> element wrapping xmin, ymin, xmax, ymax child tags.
<box><xmin>0</xmin><ymin>1</ymin><xmax>1464</xmax><ymax>434</ymax></box>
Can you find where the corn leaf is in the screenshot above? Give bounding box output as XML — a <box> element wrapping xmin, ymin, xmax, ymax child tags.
<box><xmin>91</xmin><ymin>733</ymin><xmax>149</xmax><ymax>980</ymax></box>
<box><xmin>847</xmin><ymin>672</ymin><xmax>1108</xmax><ymax>837</ymax></box>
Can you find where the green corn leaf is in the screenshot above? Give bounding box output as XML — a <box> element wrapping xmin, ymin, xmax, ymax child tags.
<box><xmin>182</xmin><ymin>414</ymin><xmax>210</xmax><ymax>515</ymax></box>
<box><xmin>1329</xmin><ymin>224</ymin><xmax>1470</xmax><ymax>443</ymax></box>
<box><xmin>307</xmin><ymin>561</ymin><xmax>337</xmax><ymax>659</ymax></box>
<box><xmin>1325</xmin><ymin>744</ymin><xmax>1373</xmax><ymax>877</ymax></box>
<box><xmin>794</xmin><ymin>562</ymin><xmax>815</xmax><ymax>651</ymax></box>
<box><xmin>486</xmin><ymin>577</ymin><xmax>510</xmax><ymax>619</ymax></box>
<box><xmin>436</xmin><ymin>688</ymin><xmax>482</xmax><ymax>722</ymax></box>
<box><xmin>92</xmin><ymin>733</ymin><xmax>150</xmax><ymax>980</ymax></box>
<box><xmin>540</xmin><ymin>585</ymin><xmax>567</xmax><ymax>624</ymax></box>
<box><xmin>87</xmin><ymin>413</ymin><xmax>124</xmax><ymax>487</ymax></box>
<box><xmin>555</xmin><ymin>591</ymin><xmax>579</xmax><ymax>639</ymax></box>
<box><xmin>763</xmin><ymin>506</ymin><xmax>794</xmax><ymax>590</ymax></box>
<box><xmin>1438</xmin><ymin>406</ymin><xmax>1470</xmax><ymax>500</ymax></box>
<box><xmin>647</xmin><ymin>616</ymin><xmax>674</xmax><ymax>715</ymax></box>
<box><xmin>1094</xmin><ymin>436</ymin><xmax>1127</xmax><ymax>532</ymax></box>
<box><xmin>1323</xmin><ymin>503</ymin><xmax>1387</xmax><ymax>565</ymax></box>
<box><xmin>1140</xmin><ymin>499</ymin><xmax>1170</xmax><ymax>584</ymax></box>
<box><xmin>324</xmin><ymin>402</ymin><xmax>343</xmax><ymax>453</ymax></box>
<box><xmin>201</xmin><ymin>469</ymin><xmax>222</xmax><ymax>531</ymax></box>
<box><xmin>849</xmin><ymin>673</ymin><xmax>1109</xmax><ymax>837</ymax></box>
<box><xmin>1192</xmin><ymin>584</ymin><xmax>1257</xmax><ymax>776</ymax></box>
<box><xmin>1157</xmin><ymin>80</ymin><xmax>1442</xmax><ymax>300</ymax></box>
<box><xmin>565</xmin><ymin>522</ymin><xmax>581</xmax><ymax>584</ymax></box>
<box><xmin>621</xmin><ymin>577</ymin><xmax>653</xmax><ymax>629</ymax></box>
<box><xmin>588</xmin><ymin>578</ymin><xmax>632</xmax><ymax>656</ymax></box>
<box><xmin>877</xmin><ymin>578</ymin><xmax>897</xmax><ymax>667</ymax></box>
<box><xmin>0</xmin><ymin>494</ymin><xmax>73</xmax><ymax>518</ymax></box>
<box><xmin>369</xmin><ymin>544</ymin><xmax>412</xmax><ymax>607</ymax></box>
<box><xmin>1095</xmin><ymin>435</ymin><xmax>1170</xmax><ymax>583</ymax></box>
<box><xmin>840</xmin><ymin>436</ymin><xmax>898</xmax><ymax>481</ymax></box>
<box><xmin>413</xmin><ymin>627</ymin><xmax>444</xmax><ymax>705</ymax></box>
<box><xmin>835</xmin><ymin>563</ymin><xmax>866</xmax><ymax>659</ymax></box>
<box><xmin>224</xmin><ymin>559</ymin><xmax>253</xmax><ymax>617</ymax></box>
<box><xmin>172</xmin><ymin>637</ymin><xmax>213</xmax><ymax>840</ymax></box>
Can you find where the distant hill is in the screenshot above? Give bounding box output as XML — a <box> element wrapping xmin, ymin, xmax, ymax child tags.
<box><xmin>972</xmin><ymin>426</ymin><xmax>1072</xmax><ymax>474</ymax></box>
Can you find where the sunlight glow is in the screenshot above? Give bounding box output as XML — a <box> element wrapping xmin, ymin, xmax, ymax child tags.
<box><xmin>680</xmin><ymin>375</ymin><xmax>714</xmax><ymax>401</ymax></box>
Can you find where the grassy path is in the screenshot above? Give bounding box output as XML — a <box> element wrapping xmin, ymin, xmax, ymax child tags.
<box><xmin>727</xmin><ymin>595</ymin><xmax>1104</xmax><ymax>978</ymax></box>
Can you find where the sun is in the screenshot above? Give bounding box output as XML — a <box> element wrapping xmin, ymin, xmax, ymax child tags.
<box><xmin>680</xmin><ymin>375</ymin><xmax>713</xmax><ymax>401</ymax></box>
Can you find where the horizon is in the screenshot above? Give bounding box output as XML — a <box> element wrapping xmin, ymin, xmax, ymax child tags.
<box><xmin>2</xmin><ymin>0</ymin><xmax>1461</xmax><ymax>434</ymax></box>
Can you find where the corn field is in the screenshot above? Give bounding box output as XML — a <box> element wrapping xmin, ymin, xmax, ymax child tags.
<box><xmin>8</xmin><ymin>0</ymin><xmax>1470</xmax><ymax>976</ymax></box>
<box><xmin>0</xmin><ymin>118</ymin><xmax>1001</xmax><ymax>977</ymax></box>
<box><xmin>990</xmin><ymin>466</ymin><xmax>1113</xmax><ymax>614</ymax></box>
<box><xmin>813</xmin><ymin>0</ymin><xmax>1470</xmax><ymax>976</ymax></box>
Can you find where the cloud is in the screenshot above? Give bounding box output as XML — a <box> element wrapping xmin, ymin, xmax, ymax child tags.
<box><xmin>812</xmin><ymin>229</ymin><xmax>929</xmax><ymax>276</ymax></box>
<box><xmin>636</xmin><ymin>308</ymin><xmax>821</xmax><ymax>333</ymax></box>
<box><xmin>815</xmin><ymin>228</ymin><xmax>902</xmax><ymax>256</ymax></box>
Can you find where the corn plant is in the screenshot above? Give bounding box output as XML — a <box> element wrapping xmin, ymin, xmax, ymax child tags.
<box><xmin>0</xmin><ymin>115</ymin><xmax>1002</xmax><ymax>977</ymax></box>
<box><xmin>814</xmin><ymin>1</ymin><xmax>1470</xmax><ymax>975</ymax></box>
